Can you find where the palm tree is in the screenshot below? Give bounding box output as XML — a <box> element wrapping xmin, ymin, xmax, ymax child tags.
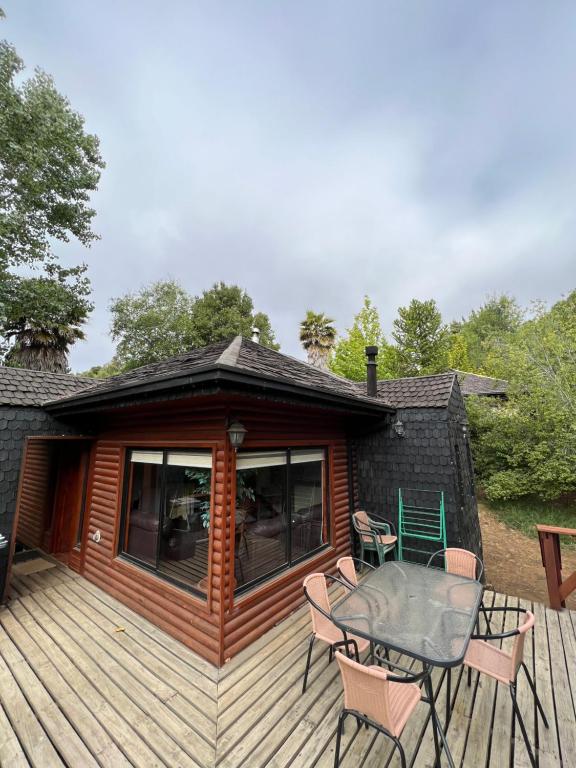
<box><xmin>299</xmin><ymin>311</ymin><xmax>336</xmax><ymax>370</ymax></box>
<box><xmin>5</xmin><ymin>324</ymin><xmax>85</xmax><ymax>372</ymax></box>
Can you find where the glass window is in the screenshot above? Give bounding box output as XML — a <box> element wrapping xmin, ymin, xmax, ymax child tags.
<box><xmin>121</xmin><ymin>449</ymin><xmax>212</xmax><ymax>597</ymax></box>
<box><xmin>234</xmin><ymin>448</ymin><xmax>328</xmax><ymax>592</ymax></box>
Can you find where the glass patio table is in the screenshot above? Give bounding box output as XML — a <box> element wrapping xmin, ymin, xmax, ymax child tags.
<box><xmin>331</xmin><ymin>560</ymin><xmax>484</xmax><ymax>767</ymax></box>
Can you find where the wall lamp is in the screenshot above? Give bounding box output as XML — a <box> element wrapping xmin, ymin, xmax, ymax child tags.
<box><xmin>393</xmin><ymin>418</ymin><xmax>405</xmax><ymax>438</ymax></box>
<box><xmin>227</xmin><ymin>419</ymin><xmax>247</xmax><ymax>450</ymax></box>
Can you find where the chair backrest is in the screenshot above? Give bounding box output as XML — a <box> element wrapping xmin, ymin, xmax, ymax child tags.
<box><xmin>510</xmin><ymin>611</ymin><xmax>535</xmax><ymax>678</ymax></box>
<box><xmin>337</xmin><ymin>556</ymin><xmax>357</xmax><ymax>587</ymax></box>
<box><xmin>303</xmin><ymin>573</ymin><xmax>335</xmax><ymax>639</ymax></box>
<box><xmin>353</xmin><ymin>511</ymin><xmax>373</xmax><ymax>543</ymax></box>
<box><xmin>444</xmin><ymin>548</ymin><xmax>480</xmax><ymax>580</ymax></box>
<box><xmin>336</xmin><ymin>652</ymin><xmax>394</xmax><ymax>732</ymax></box>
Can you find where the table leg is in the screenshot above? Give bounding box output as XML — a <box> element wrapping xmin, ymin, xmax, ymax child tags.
<box><xmin>424</xmin><ymin>672</ymin><xmax>455</xmax><ymax>768</ymax></box>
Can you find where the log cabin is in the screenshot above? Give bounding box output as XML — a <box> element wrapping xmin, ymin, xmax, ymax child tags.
<box><xmin>0</xmin><ymin>337</ymin><xmax>481</xmax><ymax>665</ymax></box>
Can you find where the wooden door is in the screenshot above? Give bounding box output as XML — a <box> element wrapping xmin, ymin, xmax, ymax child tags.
<box><xmin>50</xmin><ymin>443</ymin><xmax>90</xmax><ymax>570</ymax></box>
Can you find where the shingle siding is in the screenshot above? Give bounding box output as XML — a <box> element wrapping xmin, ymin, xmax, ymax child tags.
<box><xmin>0</xmin><ymin>408</ymin><xmax>80</xmax><ymax>543</ymax></box>
<box><xmin>353</xmin><ymin>381</ymin><xmax>483</xmax><ymax>565</ymax></box>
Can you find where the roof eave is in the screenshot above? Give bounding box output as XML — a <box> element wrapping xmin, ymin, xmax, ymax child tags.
<box><xmin>44</xmin><ymin>365</ymin><xmax>394</xmax><ymax>417</ymax></box>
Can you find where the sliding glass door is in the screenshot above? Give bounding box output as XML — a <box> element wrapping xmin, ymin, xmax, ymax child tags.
<box><xmin>234</xmin><ymin>448</ymin><xmax>328</xmax><ymax>591</ymax></box>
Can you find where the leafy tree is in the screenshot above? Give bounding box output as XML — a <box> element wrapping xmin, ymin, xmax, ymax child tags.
<box><xmin>0</xmin><ymin>36</ymin><xmax>104</xmax><ymax>269</ymax></box>
<box><xmin>109</xmin><ymin>280</ymin><xmax>278</xmax><ymax>371</ymax></box>
<box><xmin>457</xmin><ymin>294</ymin><xmax>523</xmax><ymax>373</ymax></box>
<box><xmin>80</xmin><ymin>359</ymin><xmax>123</xmax><ymax>379</ymax></box>
<box><xmin>391</xmin><ymin>299</ymin><xmax>448</xmax><ymax>376</ymax></box>
<box><xmin>190</xmin><ymin>282</ymin><xmax>278</xmax><ymax>349</ymax></box>
<box><xmin>468</xmin><ymin>291</ymin><xmax>576</xmax><ymax>501</ymax></box>
<box><xmin>447</xmin><ymin>332</ymin><xmax>471</xmax><ymax>371</ymax></box>
<box><xmin>299</xmin><ymin>311</ymin><xmax>336</xmax><ymax>369</ymax></box>
<box><xmin>330</xmin><ymin>296</ymin><xmax>395</xmax><ymax>380</ymax></box>
<box><xmin>110</xmin><ymin>281</ymin><xmax>196</xmax><ymax>370</ymax></box>
<box><xmin>0</xmin><ymin>264</ymin><xmax>92</xmax><ymax>372</ymax></box>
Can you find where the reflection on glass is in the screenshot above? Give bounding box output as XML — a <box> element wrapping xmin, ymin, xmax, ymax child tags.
<box><xmin>291</xmin><ymin>450</ymin><xmax>325</xmax><ymax>560</ymax></box>
<box><xmin>235</xmin><ymin>452</ymin><xmax>288</xmax><ymax>588</ymax></box>
<box><xmin>122</xmin><ymin>450</ymin><xmax>212</xmax><ymax>596</ymax></box>
<box><xmin>234</xmin><ymin>449</ymin><xmax>327</xmax><ymax>591</ymax></box>
<box><xmin>125</xmin><ymin>451</ymin><xmax>162</xmax><ymax>565</ymax></box>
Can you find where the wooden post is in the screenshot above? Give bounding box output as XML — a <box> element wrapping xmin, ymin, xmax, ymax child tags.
<box><xmin>536</xmin><ymin>524</ymin><xmax>576</xmax><ymax>610</ymax></box>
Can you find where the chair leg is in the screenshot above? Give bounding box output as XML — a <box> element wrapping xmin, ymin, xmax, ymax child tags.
<box><xmin>446</xmin><ymin>667</ymin><xmax>452</xmax><ymax>728</ymax></box>
<box><xmin>302</xmin><ymin>635</ymin><xmax>315</xmax><ymax>694</ymax></box>
<box><xmin>392</xmin><ymin>737</ymin><xmax>407</xmax><ymax>768</ymax></box>
<box><xmin>521</xmin><ymin>663</ymin><xmax>549</xmax><ymax>729</ymax></box>
<box><xmin>510</xmin><ymin>684</ymin><xmax>537</xmax><ymax>768</ymax></box>
<box><xmin>328</xmin><ymin>645</ymin><xmax>334</xmax><ymax>664</ymax></box>
<box><xmin>467</xmin><ymin>665</ymin><xmax>472</xmax><ymax>687</ymax></box>
<box><xmin>334</xmin><ymin>711</ymin><xmax>346</xmax><ymax>768</ymax></box>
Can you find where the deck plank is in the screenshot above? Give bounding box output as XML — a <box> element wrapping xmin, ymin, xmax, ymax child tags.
<box><xmin>1</xmin><ymin>557</ymin><xmax>574</xmax><ymax>768</ymax></box>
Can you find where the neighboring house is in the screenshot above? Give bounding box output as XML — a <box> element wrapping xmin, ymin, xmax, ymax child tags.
<box><xmin>450</xmin><ymin>369</ymin><xmax>508</xmax><ymax>398</ymax></box>
<box><xmin>1</xmin><ymin>339</ymin><xmax>481</xmax><ymax>665</ymax></box>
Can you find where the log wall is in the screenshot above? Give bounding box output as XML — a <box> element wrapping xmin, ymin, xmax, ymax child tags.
<box><xmin>75</xmin><ymin>394</ymin><xmax>352</xmax><ymax>666</ymax></box>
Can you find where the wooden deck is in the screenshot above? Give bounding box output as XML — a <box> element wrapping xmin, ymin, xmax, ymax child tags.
<box><xmin>0</xmin><ymin>558</ymin><xmax>575</xmax><ymax>767</ymax></box>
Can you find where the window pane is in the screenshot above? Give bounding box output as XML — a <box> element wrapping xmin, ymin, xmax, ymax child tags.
<box><xmin>235</xmin><ymin>452</ymin><xmax>288</xmax><ymax>588</ymax></box>
<box><xmin>158</xmin><ymin>461</ymin><xmax>211</xmax><ymax>593</ymax></box>
<box><xmin>291</xmin><ymin>454</ymin><xmax>326</xmax><ymax>560</ymax></box>
<box><xmin>124</xmin><ymin>458</ymin><xmax>161</xmax><ymax>566</ymax></box>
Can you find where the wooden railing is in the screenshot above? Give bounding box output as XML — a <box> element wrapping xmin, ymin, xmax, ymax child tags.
<box><xmin>536</xmin><ymin>524</ymin><xmax>576</xmax><ymax>609</ymax></box>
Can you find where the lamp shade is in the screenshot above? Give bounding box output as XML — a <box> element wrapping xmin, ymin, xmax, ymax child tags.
<box><xmin>227</xmin><ymin>420</ymin><xmax>247</xmax><ymax>449</ymax></box>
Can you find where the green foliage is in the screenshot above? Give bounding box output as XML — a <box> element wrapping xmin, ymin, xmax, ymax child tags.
<box><xmin>467</xmin><ymin>291</ymin><xmax>576</xmax><ymax>502</ymax></box>
<box><xmin>299</xmin><ymin>310</ymin><xmax>336</xmax><ymax>369</ymax></box>
<box><xmin>456</xmin><ymin>294</ymin><xmax>523</xmax><ymax>373</ymax></box>
<box><xmin>110</xmin><ymin>280</ymin><xmax>196</xmax><ymax>371</ymax></box>
<box><xmin>330</xmin><ymin>296</ymin><xmax>395</xmax><ymax>380</ymax></box>
<box><xmin>109</xmin><ymin>280</ymin><xmax>278</xmax><ymax>371</ymax></box>
<box><xmin>447</xmin><ymin>332</ymin><xmax>470</xmax><ymax>371</ymax></box>
<box><xmin>0</xmin><ymin>39</ymin><xmax>104</xmax><ymax>269</ymax></box>
<box><xmin>0</xmin><ymin>263</ymin><xmax>92</xmax><ymax>371</ymax></box>
<box><xmin>190</xmin><ymin>282</ymin><xmax>278</xmax><ymax>349</ymax></box>
<box><xmin>391</xmin><ymin>298</ymin><xmax>448</xmax><ymax>376</ymax></box>
<box><xmin>487</xmin><ymin>498</ymin><xmax>576</xmax><ymax>550</ymax></box>
<box><xmin>80</xmin><ymin>359</ymin><xmax>123</xmax><ymax>379</ymax></box>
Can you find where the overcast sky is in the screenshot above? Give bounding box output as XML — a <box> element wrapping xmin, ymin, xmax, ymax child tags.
<box><xmin>4</xmin><ymin>1</ymin><xmax>576</xmax><ymax>371</ymax></box>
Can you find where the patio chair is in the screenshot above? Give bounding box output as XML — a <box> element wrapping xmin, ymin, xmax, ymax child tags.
<box><xmin>336</xmin><ymin>556</ymin><xmax>375</xmax><ymax>588</ymax></box>
<box><xmin>352</xmin><ymin>510</ymin><xmax>397</xmax><ymax>565</ymax></box>
<box><xmin>464</xmin><ymin>607</ymin><xmax>548</xmax><ymax>768</ymax></box>
<box><xmin>426</xmin><ymin>547</ymin><xmax>483</xmax><ymax>580</ymax></box>
<box><xmin>334</xmin><ymin>651</ymin><xmax>421</xmax><ymax>768</ymax></box>
<box><xmin>302</xmin><ymin>572</ymin><xmax>371</xmax><ymax>693</ymax></box>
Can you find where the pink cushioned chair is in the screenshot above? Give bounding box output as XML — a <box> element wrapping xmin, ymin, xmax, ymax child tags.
<box><xmin>334</xmin><ymin>651</ymin><xmax>421</xmax><ymax>768</ymax></box>
<box><xmin>464</xmin><ymin>607</ymin><xmax>548</xmax><ymax>768</ymax></box>
<box><xmin>336</xmin><ymin>556</ymin><xmax>375</xmax><ymax>588</ymax></box>
<box><xmin>302</xmin><ymin>572</ymin><xmax>370</xmax><ymax>693</ymax></box>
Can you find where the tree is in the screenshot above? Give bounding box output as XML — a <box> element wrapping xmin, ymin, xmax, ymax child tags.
<box><xmin>0</xmin><ymin>264</ymin><xmax>92</xmax><ymax>372</ymax></box>
<box><xmin>467</xmin><ymin>291</ymin><xmax>576</xmax><ymax>501</ymax></box>
<box><xmin>0</xmin><ymin>37</ymin><xmax>104</xmax><ymax>269</ymax></box>
<box><xmin>457</xmin><ymin>294</ymin><xmax>523</xmax><ymax>373</ymax></box>
<box><xmin>110</xmin><ymin>281</ymin><xmax>196</xmax><ymax>371</ymax></box>
<box><xmin>109</xmin><ymin>280</ymin><xmax>278</xmax><ymax>371</ymax></box>
<box><xmin>391</xmin><ymin>299</ymin><xmax>448</xmax><ymax>376</ymax></box>
<box><xmin>330</xmin><ymin>296</ymin><xmax>395</xmax><ymax>380</ymax></box>
<box><xmin>190</xmin><ymin>282</ymin><xmax>278</xmax><ymax>349</ymax></box>
<box><xmin>299</xmin><ymin>311</ymin><xmax>336</xmax><ymax>370</ymax></box>
<box><xmin>447</xmin><ymin>332</ymin><xmax>471</xmax><ymax>371</ymax></box>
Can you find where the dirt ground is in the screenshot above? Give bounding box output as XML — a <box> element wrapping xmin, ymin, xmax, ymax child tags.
<box><xmin>479</xmin><ymin>501</ymin><xmax>576</xmax><ymax>610</ymax></box>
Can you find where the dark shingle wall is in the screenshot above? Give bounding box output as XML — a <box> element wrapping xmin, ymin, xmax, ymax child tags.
<box><xmin>354</xmin><ymin>390</ymin><xmax>483</xmax><ymax>564</ymax></box>
<box><xmin>0</xmin><ymin>408</ymin><xmax>79</xmax><ymax>542</ymax></box>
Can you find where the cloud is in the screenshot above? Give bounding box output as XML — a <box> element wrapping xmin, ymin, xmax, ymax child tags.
<box><xmin>4</xmin><ymin>0</ymin><xmax>576</xmax><ymax>368</ymax></box>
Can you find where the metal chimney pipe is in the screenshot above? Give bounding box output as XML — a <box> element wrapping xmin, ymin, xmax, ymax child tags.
<box><xmin>251</xmin><ymin>327</ymin><xmax>261</xmax><ymax>343</ymax></box>
<box><xmin>365</xmin><ymin>346</ymin><xmax>378</xmax><ymax>397</ymax></box>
